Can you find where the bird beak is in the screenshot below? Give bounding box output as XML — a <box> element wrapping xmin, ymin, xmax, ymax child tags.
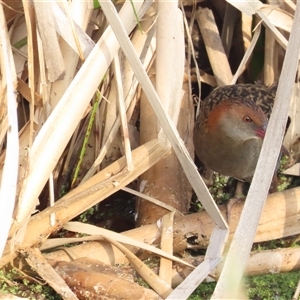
<box><xmin>255</xmin><ymin>122</ymin><xmax>267</xmax><ymax>139</ymax></box>
<box><xmin>255</xmin><ymin>125</ymin><xmax>290</xmax><ymax>157</ymax></box>
<box><xmin>255</xmin><ymin>128</ymin><xmax>266</xmax><ymax>139</ymax></box>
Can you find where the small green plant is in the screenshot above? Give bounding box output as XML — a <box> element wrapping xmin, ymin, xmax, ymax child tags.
<box><xmin>246</xmin><ymin>271</ymin><xmax>299</xmax><ymax>300</ymax></box>
<box><xmin>188</xmin><ymin>281</ymin><xmax>216</xmax><ymax>300</ymax></box>
<box><xmin>189</xmin><ymin>271</ymin><xmax>300</xmax><ymax>300</ymax></box>
<box><xmin>208</xmin><ymin>174</ymin><xmax>232</xmax><ymax>204</ymax></box>
<box><xmin>0</xmin><ymin>269</ymin><xmax>61</xmax><ymax>300</ymax></box>
<box><xmin>277</xmin><ymin>174</ymin><xmax>293</xmax><ymax>192</ymax></box>
<box><xmin>78</xmin><ymin>206</ymin><xmax>95</xmax><ymax>223</ymax></box>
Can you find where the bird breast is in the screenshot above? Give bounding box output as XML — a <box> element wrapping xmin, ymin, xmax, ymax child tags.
<box><xmin>195</xmin><ymin>129</ymin><xmax>263</xmax><ymax>181</ymax></box>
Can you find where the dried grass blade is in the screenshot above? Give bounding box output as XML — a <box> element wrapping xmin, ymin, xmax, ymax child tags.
<box><xmin>212</xmin><ymin>2</ymin><xmax>300</xmax><ymax>298</ymax></box>
<box><xmin>168</xmin><ymin>227</ymin><xmax>227</xmax><ymax>299</ymax></box>
<box><xmin>23</xmin><ymin>248</ymin><xmax>78</xmax><ymax>300</ymax></box>
<box><xmin>99</xmin><ymin>0</ymin><xmax>227</xmax><ymax>229</ymax></box>
<box><xmin>49</xmin><ymin>2</ymin><xmax>93</xmax><ymax>108</ymax></box>
<box><xmin>81</xmin><ymin>24</ymin><xmax>156</xmax><ymax>182</ymax></box>
<box><xmin>181</xmin><ymin>2</ymin><xmax>201</xmax><ymax>110</ymax></box>
<box><xmin>156</xmin><ymin>1</ymin><xmax>184</xmax><ymax>125</ymax></box>
<box><xmin>0</xmin><ymin>3</ymin><xmax>19</xmax><ymax>259</ymax></box>
<box><xmin>259</xmin><ymin>6</ymin><xmax>293</xmax><ymax>33</ymax></box>
<box><xmin>113</xmin><ymin>54</ymin><xmax>133</xmax><ymax>171</ymax></box>
<box><xmin>264</xmin><ymin>27</ymin><xmax>276</xmax><ymax>85</ymax></box>
<box><xmin>256</xmin><ymin>9</ymin><xmax>288</xmax><ymax>50</ymax></box>
<box><xmin>228</xmin><ymin>2</ymin><xmax>290</xmax><ymax>50</ymax></box>
<box><xmin>158</xmin><ymin>212</ymin><xmax>175</xmax><ymax>287</ymax></box>
<box><xmin>13</xmin><ymin>1</ymin><xmax>147</xmax><ymax>241</ymax></box>
<box><xmin>121</xmin><ymin>186</ymin><xmax>180</xmax><ymax>213</ymax></box>
<box><xmin>63</xmin><ymin>221</ymin><xmax>193</xmax><ymax>268</ymax></box>
<box><xmin>226</xmin><ymin>0</ymin><xmax>263</xmax><ymax>16</ymax></box>
<box><xmin>221</xmin><ymin>3</ymin><xmax>239</xmax><ymax>56</ymax></box>
<box><xmin>52</xmin><ymin>2</ymin><xmax>94</xmax><ymax>58</ymax></box>
<box><xmin>283</xmin><ymin>83</ymin><xmax>300</xmax><ymax>152</ymax></box>
<box><xmin>33</xmin><ymin>1</ymin><xmax>65</xmax><ymax>81</ymax></box>
<box><xmin>15</xmin><ymin>1</ymin><xmax>38</xmax><ymax>238</ymax></box>
<box><xmin>282</xmin><ymin>163</ymin><xmax>300</xmax><ymax>176</ymax></box>
<box><xmin>16</xmin><ymin>78</ymin><xmax>43</xmax><ymax>107</ymax></box>
<box><xmin>285</xmin><ymin>0</ymin><xmax>296</xmax><ymax>12</ymax></box>
<box><xmin>0</xmin><ymin>138</ymin><xmax>169</xmax><ymax>268</ymax></box>
<box><xmin>196</xmin><ymin>7</ymin><xmax>232</xmax><ymax>86</ymax></box>
<box><xmin>99</xmin><ymin>4</ymin><xmax>228</xmax><ymax>290</ymax></box>
<box><xmin>231</xmin><ymin>24</ymin><xmax>261</xmax><ymax>84</ymax></box>
<box><xmin>166</xmin><ymin>257</ymin><xmax>221</xmax><ymax>299</ymax></box>
<box><xmin>102</xmin><ymin>234</ymin><xmax>173</xmax><ymax>298</ymax></box>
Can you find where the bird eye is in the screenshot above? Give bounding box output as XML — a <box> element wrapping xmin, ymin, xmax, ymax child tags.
<box><xmin>243</xmin><ymin>115</ymin><xmax>252</xmax><ymax>123</ymax></box>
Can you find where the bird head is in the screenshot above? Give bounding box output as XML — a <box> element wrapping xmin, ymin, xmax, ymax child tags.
<box><xmin>206</xmin><ymin>99</ymin><xmax>268</xmax><ymax>142</ymax></box>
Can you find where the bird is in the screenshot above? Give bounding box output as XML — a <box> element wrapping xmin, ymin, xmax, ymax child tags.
<box><xmin>194</xmin><ymin>83</ymin><xmax>285</xmax><ymax>183</ymax></box>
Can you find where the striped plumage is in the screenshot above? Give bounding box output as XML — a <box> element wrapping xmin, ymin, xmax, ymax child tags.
<box><xmin>198</xmin><ymin>83</ymin><xmax>275</xmax><ymax>123</ymax></box>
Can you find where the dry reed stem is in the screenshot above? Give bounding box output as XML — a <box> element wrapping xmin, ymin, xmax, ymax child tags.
<box><xmin>0</xmin><ymin>138</ymin><xmax>170</xmax><ymax>268</ymax></box>
<box><xmin>12</xmin><ymin>1</ymin><xmax>147</xmax><ymax>244</ymax></box>
<box><xmin>172</xmin><ymin>246</ymin><xmax>300</xmax><ymax>285</ymax></box>
<box><xmin>113</xmin><ymin>54</ymin><xmax>133</xmax><ymax>171</ymax></box>
<box><xmin>213</xmin><ymin>2</ymin><xmax>300</xmax><ymax>298</ymax></box>
<box><xmin>156</xmin><ymin>1</ymin><xmax>184</xmax><ymax>125</ymax></box>
<box><xmin>283</xmin><ymin>84</ymin><xmax>300</xmax><ymax>153</ymax></box>
<box><xmin>0</xmin><ymin>1</ymin><xmax>298</xmax><ymax>298</ymax></box>
<box><xmin>99</xmin><ymin>8</ymin><xmax>228</xmax><ymax>296</ymax></box>
<box><xmin>257</xmin><ymin>10</ymin><xmax>288</xmax><ymax>50</ymax></box>
<box><xmin>285</xmin><ymin>0</ymin><xmax>296</xmax><ymax>12</ymax></box>
<box><xmin>24</xmin><ymin>248</ymin><xmax>78</xmax><ymax>300</ymax></box>
<box><xmin>61</xmin><ymin>222</ymin><xmax>192</xmax><ymax>267</ymax></box>
<box><xmin>100</xmin><ymin>0</ymin><xmax>227</xmax><ymax>231</ymax></box>
<box><xmin>0</xmin><ymin>3</ymin><xmax>19</xmax><ymax>258</ymax></box>
<box><xmin>52</xmin><ymin>258</ymin><xmax>162</xmax><ymax>300</ymax></box>
<box><xmin>49</xmin><ymin>2</ymin><xmax>93</xmax><ymax>110</ymax></box>
<box><xmin>221</xmin><ymin>3</ymin><xmax>239</xmax><ymax>57</ymax></box>
<box><xmin>103</xmin><ymin>235</ymin><xmax>173</xmax><ymax>298</ymax></box>
<box><xmin>196</xmin><ymin>7</ymin><xmax>232</xmax><ymax>86</ymax></box>
<box><xmin>122</xmin><ymin>186</ymin><xmax>180</xmax><ymax>213</ymax></box>
<box><xmin>49</xmin><ymin>2</ymin><xmax>93</xmax><ymax>109</ymax></box>
<box><xmin>260</xmin><ymin>6</ymin><xmax>293</xmax><ymax>33</ymax></box>
<box><xmin>264</xmin><ymin>28</ymin><xmax>276</xmax><ymax>85</ymax></box>
<box><xmin>34</xmin><ymin>1</ymin><xmax>65</xmax><ymax>82</ymax></box>
<box><xmin>166</xmin><ymin>256</ymin><xmax>222</xmax><ymax>299</ymax></box>
<box><xmin>40</xmin><ymin>186</ymin><xmax>300</xmax><ymax>272</ymax></box>
<box><xmin>227</xmin><ymin>0</ymin><xmax>263</xmax><ymax>15</ymax></box>
<box><xmin>137</xmin><ymin>2</ymin><xmax>192</xmax><ymax>225</ymax></box>
<box><xmin>81</xmin><ymin>16</ymin><xmax>156</xmax><ymax>181</ymax></box>
<box><xmin>181</xmin><ymin>2</ymin><xmax>201</xmax><ymax>113</ymax></box>
<box><xmin>231</xmin><ymin>24</ymin><xmax>261</xmax><ymax>84</ymax></box>
<box><xmin>159</xmin><ymin>211</ymin><xmax>175</xmax><ymax>287</ymax></box>
<box><xmin>16</xmin><ymin>78</ymin><xmax>42</xmax><ymax>107</ymax></box>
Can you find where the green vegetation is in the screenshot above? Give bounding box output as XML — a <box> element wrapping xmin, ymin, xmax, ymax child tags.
<box><xmin>189</xmin><ymin>271</ymin><xmax>300</xmax><ymax>300</ymax></box>
<box><xmin>0</xmin><ymin>269</ymin><xmax>61</xmax><ymax>300</ymax></box>
<box><xmin>208</xmin><ymin>174</ymin><xmax>233</xmax><ymax>204</ymax></box>
<box><xmin>247</xmin><ymin>272</ymin><xmax>299</xmax><ymax>300</ymax></box>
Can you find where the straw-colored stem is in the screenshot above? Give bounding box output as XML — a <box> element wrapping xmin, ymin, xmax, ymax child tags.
<box><xmin>14</xmin><ymin>1</ymin><xmax>147</xmax><ymax>240</ymax></box>
<box><xmin>213</xmin><ymin>3</ymin><xmax>300</xmax><ymax>298</ymax></box>
<box><xmin>196</xmin><ymin>7</ymin><xmax>232</xmax><ymax>86</ymax></box>
<box><xmin>113</xmin><ymin>53</ymin><xmax>133</xmax><ymax>171</ymax></box>
<box><xmin>0</xmin><ymin>3</ymin><xmax>19</xmax><ymax>258</ymax></box>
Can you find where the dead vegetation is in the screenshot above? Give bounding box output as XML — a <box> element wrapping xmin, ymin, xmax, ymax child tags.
<box><xmin>0</xmin><ymin>0</ymin><xmax>300</xmax><ymax>299</ymax></box>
